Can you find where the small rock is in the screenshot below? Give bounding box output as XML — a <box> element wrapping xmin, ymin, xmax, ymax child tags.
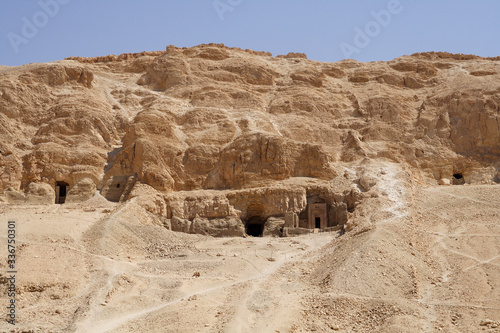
<box><xmin>438</xmin><ymin>178</ymin><xmax>451</xmax><ymax>186</ymax></box>
<box><xmin>480</xmin><ymin>319</ymin><xmax>493</xmax><ymax>326</ymax></box>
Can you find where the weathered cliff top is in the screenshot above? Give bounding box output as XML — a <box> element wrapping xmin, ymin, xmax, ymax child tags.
<box><xmin>1</xmin><ymin>43</ymin><xmax>499</xmax><ymax>200</ymax></box>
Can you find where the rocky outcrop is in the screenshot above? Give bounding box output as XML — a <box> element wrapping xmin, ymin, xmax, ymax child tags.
<box><xmin>66</xmin><ymin>178</ymin><xmax>97</xmax><ymax>203</ymax></box>
<box><xmin>6</xmin><ymin>182</ymin><xmax>54</xmax><ymax>204</ymax></box>
<box><xmin>170</xmin><ymin>216</ymin><xmax>244</xmax><ymax>237</ymax></box>
<box><xmin>207</xmin><ymin>133</ymin><xmax>336</xmax><ymax>188</ymax></box>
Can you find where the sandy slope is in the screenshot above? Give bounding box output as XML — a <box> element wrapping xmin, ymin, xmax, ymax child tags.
<box><xmin>0</xmin><ymin>194</ymin><xmax>335</xmax><ymax>332</ymax></box>
<box><xmin>0</xmin><ymin>175</ymin><xmax>499</xmax><ymax>332</ymax></box>
<box><xmin>412</xmin><ymin>185</ymin><xmax>500</xmax><ymax>331</ymax></box>
<box><xmin>301</xmin><ymin>177</ymin><xmax>500</xmax><ymax>332</ymax></box>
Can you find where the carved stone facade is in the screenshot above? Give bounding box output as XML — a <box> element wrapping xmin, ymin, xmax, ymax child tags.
<box><xmin>308</xmin><ymin>203</ymin><xmax>327</xmax><ymax>229</ymax></box>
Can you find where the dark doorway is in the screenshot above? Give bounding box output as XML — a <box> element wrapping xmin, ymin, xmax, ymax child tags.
<box><xmin>315</xmin><ymin>217</ymin><xmax>321</xmax><ymax>229</ymax></box>
<box><xmin>452</xmin><ymin>173</ymin><xmax>465</xmax><ymax>185</ymax></box>
<box><xmin>246</xmin><ymin>216</ymin><xmax>264</xmax><ymax>237</ymax></box>
<box><xmin>55</xmin><ymin>181</ymin><xmax>69</xmax><ymax>204</ymax></box>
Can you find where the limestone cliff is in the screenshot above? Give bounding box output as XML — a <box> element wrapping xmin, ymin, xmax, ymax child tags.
<box><xmin>1</xmin><ymin>45</ymin><xmax>499</xmax><ymax>233</ymax></box>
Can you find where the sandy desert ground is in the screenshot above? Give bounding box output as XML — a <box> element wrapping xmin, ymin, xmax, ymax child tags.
<box><xmin>0</xmin><ymin>163</ymin><xmax>498</xmax><ymax>333</ymax></box>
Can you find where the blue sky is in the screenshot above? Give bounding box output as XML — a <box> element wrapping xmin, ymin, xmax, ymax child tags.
<box><xmin>1</xmin><ymin>0</ymin><xmax>500</xmax><ymax>66</ymax></box>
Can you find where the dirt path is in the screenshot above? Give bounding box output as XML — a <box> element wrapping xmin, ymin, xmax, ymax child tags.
<box><xmin>80</xmin><ymin>233</ymin><xmax>333</xmax><ymax>333</ymax></box>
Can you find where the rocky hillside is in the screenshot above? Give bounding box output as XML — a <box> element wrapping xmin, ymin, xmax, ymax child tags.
<box><xmin>1</xmin><ymin>44</ymin><xmax>499</xmax><ymax>233</ymax></box>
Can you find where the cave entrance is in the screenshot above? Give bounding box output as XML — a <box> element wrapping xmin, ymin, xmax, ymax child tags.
<box><xmin>55</xmin><ymin>181</ymin><xmax>69</xmax><ymax>204</ymax></box>
<box><xmin>245</xmin><ymin>216</ymin><xmax>264</xmax><ymax>237</ymax></box>
<box><xmin>452</xmin><ymin>173</ymin><xmax>465</xmax><ymax>185</ymax></box>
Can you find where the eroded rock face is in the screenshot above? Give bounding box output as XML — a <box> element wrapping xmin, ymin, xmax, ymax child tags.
<box><xmin>1</xmin><ymin>45</ymin><xmax>499</xmax><ymax>234</ymax></box>
<box><xmin>207</xmin><ymin>133</ymin><xmax>336</xmax><ymax>189</ymax></box>
<box><xmin>66</xmin><ymin>178</ymin><xmax>97</xmax><ymax>203</ymax></box>
<box><xmin>171</xmin><ymin>216</ymin><xmax>245</xmax><ymax>237</ymax></box>
<box><xmin>6</xmin><ymin>182</ymin><xmax>55</xmax><ymax>204</ymax></box>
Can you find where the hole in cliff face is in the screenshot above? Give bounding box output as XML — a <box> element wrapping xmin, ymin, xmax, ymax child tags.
<box><xmin>244</xmin><ymin>199</ymin><xmax>265</xmax><ymax>236</ymax></box>
<box><xmin>245</xmin><ymin>216</ymin><xmax>264</xmax><ymax>237</ymax></box>
<box><xmin>452</xmin><ymin>173</ymin><xmax>465</xmax><ymax>185</ymax></box>
<box><xmin>55</xmin><ymin>181</ymin><xmax>69</xmax><ymax>204</ymax></box>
